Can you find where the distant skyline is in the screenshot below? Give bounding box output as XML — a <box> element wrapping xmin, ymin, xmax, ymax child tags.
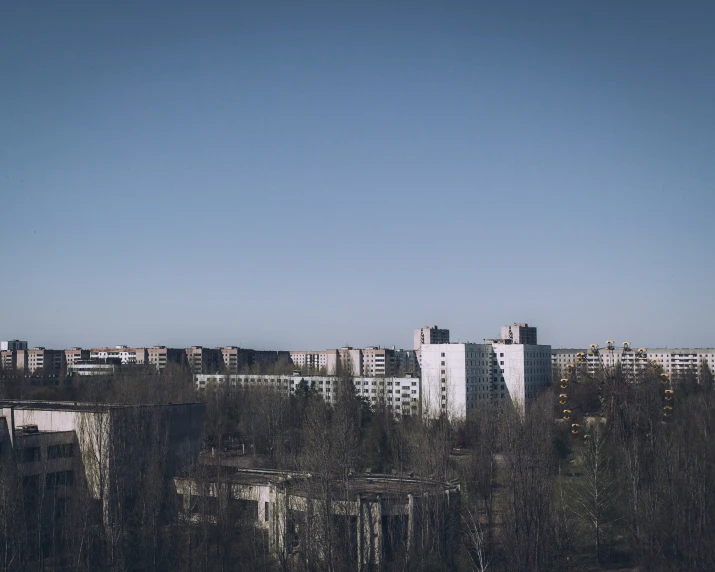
<box><xmin>2</xmin><ymin>1</ymin><xmax>714</xmax><ymax>350</ymax></box>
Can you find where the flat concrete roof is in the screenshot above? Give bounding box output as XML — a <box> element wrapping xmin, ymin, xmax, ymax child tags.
<box><xmin>0</xmin><ymin>400</ymin><xmax>203</xmax><ymax>412</ymax></box>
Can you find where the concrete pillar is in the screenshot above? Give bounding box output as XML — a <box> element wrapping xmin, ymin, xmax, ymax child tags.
<box><xmin>359</xmin><ymin>496</ymin><xmax>382</xmax><ymax>570</ymax></box>
<box><xmin>356</xmin><ymin>495</ymin><xmax>363</xmax><ymax>570</ymax></box>
<box><xmin>407</xmin><ymin>493</ymin><xmax>415</xmax><ymax>554</ymax></box>
<box><xmin>271</xmin><ymin>486</ymin><xmax>291</xmax><ymax>558</ymax></box>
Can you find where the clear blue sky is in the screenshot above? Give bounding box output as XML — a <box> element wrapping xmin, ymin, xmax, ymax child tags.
<box><xmin>1</xmin><ymin>0</ymin><xmax>713</xmax><ymax>350</ymax></box>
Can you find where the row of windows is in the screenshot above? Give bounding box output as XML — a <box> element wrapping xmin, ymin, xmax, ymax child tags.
<box><xmin>18</xmin><ymin>443</ymin><xmax>74</xmax><ymax>463</ymax></box>
<box><xmin>23</xmin><ymin>470</ymin><xmax>74</xmax><ymax>490</ymax></box>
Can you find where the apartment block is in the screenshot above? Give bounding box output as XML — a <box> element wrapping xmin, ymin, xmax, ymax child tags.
<box><xmin>63</xmin><ymin>348</ymin><xmax>90</xmax><ymax>369</ymax></box>
<box><xmin>90</xmin><ymin>346</ymin><xmax>147</xmax><ymax>365</ymax></box>
<box><xmin>0</xmin><ymin>340</ymin><xmax>28</xmax><ymax>351</ymax></box>
<box><xmin>185</xmin><ymin>346</ymin><xmax>222</xmax><ymax>374</ymax></box>
<box><xmin>362</xmin><ymin>347</ymin><xmax>389</xmax><ymax>376</ymax></box>
<box><xmin>147</xmin><ymin>346</ymin><xmax>186</xmax><ymax>371</ymax></box>
<box><xmin>290</xmin><ymin>347</ymin><xmax>417</xmax><ymax>377</ymax></box>
<box><xmin>195</xmin><ymin>373</ymin><xmax>420</xmax><ymax>416</ymax></box>
<box><xmin>289</xmin><ymin>350</ymin><xmax>331</xmax><ymax>373</ymax></box>
<box><xmin>552</xmin><ymin>347</ymin><xmax>715</xmax><ymax>382</ymax></box>
<box><xmin>500</xmin><ymin>323</ymin><xmax>538</xmax><ymax>345</ymax></box>
<box><xmin>421</xmin><ymin>338</ymin><xmax>551</xmax><ymax>419</ymax></box>
<box><xmin>219</xmin><ymin>346</ymin><xmax>251</xmax><ymax>374</ymax></box>
<box><xmin>26</xmin><ymin>347</ymin><xmax>64</xmax><ymax>374</ymax></box>
<box><xmin>393</xmin><ymin>348</ymin><xmax>420</xmax><ymax>376</ymax></box>
<box><xmin>289</xmin><ymin>347</ymin><xmax>362</xmax><ymax>376</ymax></box>
<box><xmin>0</xmin><ymin>350</ymin><xmax>17</xmax><ymax>371</ymax></box>
<box><xmin>414</xmin><ymin>326</ymin><xmax>450</xmax><ymax>350</ymax></box>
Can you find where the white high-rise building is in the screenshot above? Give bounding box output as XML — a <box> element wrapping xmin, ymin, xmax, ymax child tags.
<box><xmin>421</xmin><ymin>339</ymin><xmax>551</xmax><ymax>419</ymax></box>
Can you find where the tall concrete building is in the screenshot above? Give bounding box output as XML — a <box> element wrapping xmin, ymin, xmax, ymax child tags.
<box><xmin>500</xmin><ymin>323</ymin><xmax>538</xmax><ymax>345</ymax></box>
<box><xmin>147</xmin><ymin>346</ymin><xmax>186</xmax><ymax>371</ymax></box>
<box><xmin>0</xmin><ymin>340</ymin><xmax>28</xmax><ymax>351</ymax></box>
<box><xmin>289</xmin><ymin>347</ymin><xmax>362</xmax><ymax>375</ymax></box>
<box><xmin>64</xmin><ymin>348</ymin><xmax>90</xmax><ymax>368</ymax></box>
<box><xmin>291</xmin><ymin>346</ymin><xmax>418</xmax><ymax>377</ymax></box>
<box><xmin>27</xmin><ymin>347</ymin><xmax>64</xmax><ymax>374</ymax></box>
<box><xmin>185</xmin><ymin>346</ymin><xmax>222</xmax><ymax>374</ymax></box>
<box><xmin>0</xmin><ymin>350</ymin><xmax>18</xmax><ymax>371</ymax></box>
<box><xmin>552</xmin><ymin>347</ymin><xmax>715</xmax><ymax>382</ymax></box>
<box><xmin>362</xmin><ymin>347</ymin><xmax>390</xmax><ymax>376</ymax></box>
<box><xmin>90</xmin><ymin>346</ymin><xmax>147</xmax><ymax>365</ymax></box>
<box><xmin>220</xmin><ymin>346</ymin><xmax>255</xmax><ymax>374</ymax></box>
<box><xmin>289</xmin><ymin>350</ymin><xmax>331</xmax><ymax>373</ymax></box>
<box><xmin>420</xmin><ymin>324</ymin><xmax>551</xmax><ymax>419</ymax></box>
<box><xmin>393</xmin><ymin>348</ymin><xmax>421</xmax><ymax>376</ymax></box>
<box><xmin>414</xmin><ymin>326</ymin><xmax>450</xmax><ymax>350</ymax></box>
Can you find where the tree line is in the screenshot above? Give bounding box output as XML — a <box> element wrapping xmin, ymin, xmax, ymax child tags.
<box><xmin>0</xmin><ymin>361</ymin><xmax>712</xmax><ymax>570</ymax></box>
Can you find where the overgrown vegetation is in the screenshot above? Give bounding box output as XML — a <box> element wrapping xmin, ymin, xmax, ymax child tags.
<box><xmin>0</xmin><ymin>360</ymin><xmax>712</xmax><ymax>571</ymax></box>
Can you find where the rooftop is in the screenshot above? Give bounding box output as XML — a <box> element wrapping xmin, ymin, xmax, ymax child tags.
<box><xmin>0</xmin><ymin>399</ymin><xmax>203</xmax><ymax>412</ymax></box>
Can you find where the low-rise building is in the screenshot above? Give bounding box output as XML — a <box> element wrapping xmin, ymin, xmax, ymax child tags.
<box><xmin>67</xmin><ymin>361</ymin><xmax>117</xmax><ymax>376</ymax></box>
<box><xmin>175</xmin><ymin>465</ymin><xmax>459</xmax><ymax>570</ymax></box>
<box><xmin>0</xmin><ymin>400</ymin><xmax>204</xmax><ymax>545</ymax></box>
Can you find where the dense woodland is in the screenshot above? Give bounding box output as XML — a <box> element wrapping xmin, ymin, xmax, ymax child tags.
<box><xmin>0</xmin><ymin>361</ymin><xmax>713</xmax><ymax>571</ymax></box>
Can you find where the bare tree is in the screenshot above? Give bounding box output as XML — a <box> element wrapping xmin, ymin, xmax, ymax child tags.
<box><xmin>568</xmin><ymin>426</ymin><xmax>619</xmax><ymax>564</ymax></box>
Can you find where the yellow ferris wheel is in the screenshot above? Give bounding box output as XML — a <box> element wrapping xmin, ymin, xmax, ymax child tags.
<box><xmin>559</xmin><ymin>341</ymin><xmax>674</xmax><ymax>439</ymax></box>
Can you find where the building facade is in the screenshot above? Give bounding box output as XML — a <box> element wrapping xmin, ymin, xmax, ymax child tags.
<box><xmin>0</xmin><ymin>340</ymin><xmax>28</xmax><ymax>351</ymax></box>
<box><xmin>421</xmin><ymin>341</ymin><xmax>552</xmax><ymax>419</ymax></box>
<box><xmin>90</xmin><ymin>346</ymin><xmax>147</xmax><ymax>365</ymax></box>
<box><xmin>26</xmin><ymin>347</ymin><xmax>64</xmax><ymax>374</ymax></box>
<box><xmin>195</xmin><ymin>373</ymin><xmax>420</xmax><ymax>416</ymax></box>
<box><xmin>413</xmin><ymin>326</ymin><xmax>450</xmax><ymax>350</ymax></box>
<box><xmin>64</xmin><ymin>348</ymin><xmax>90</xmax><ymax>368</ymax></box>
<box><xmin>147</xmin><ymin>346</ymin><xmax>186</xmax><ymax>371</ymax></box>
<box><xmin>175</xmin><ymin>468</ymin><xmax>459</xmax><ymax>571</ymax></box>
<box><xmin>0</xmin><ymin>400</ymin><xmax>204</xmax><ymax>544</ymax></box>
<box><xmin>500</xmin><ymin>323</ymin><xmax>538</xmax><ymax>345</ymax></box>
<box><xmin>552</xmin><ymin>347</ymin><xmax>715</xmax><ymax>382</ymax></box>
<box><xmin>185</xmin><ymin>346</ymin><xmax>222</xmax><ymax>374</ymax></box>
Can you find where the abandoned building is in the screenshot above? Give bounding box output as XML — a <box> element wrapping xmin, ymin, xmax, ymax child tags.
<box><xmin>175</xmin><ymin>463</ymin><xmax>460</xmax><ymax>570</ymax></box>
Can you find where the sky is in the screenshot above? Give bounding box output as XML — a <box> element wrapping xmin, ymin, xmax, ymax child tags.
<box><xmin>1</xmin><ymin>0</ymin><xmax>714</xmax><ymax>351</ymax></box>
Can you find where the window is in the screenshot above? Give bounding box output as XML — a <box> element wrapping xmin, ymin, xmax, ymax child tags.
<box><xmin>48</xmin><ymin>443</ymin><xmax>74</xmax><ymax>459</ymax></box>
<box><xmin>46</xmin><ymin>470</ymin><xmax>74</xmax><ymax>488</ymax></box>
<box><xmin>23</xmin><ymin>474</ymin><xmax>40</xmax><ymax>492</ymax></box>
<box><xmin>19</xmin><ymin>446</ymin><xmax>41</xmax><ymax>463</ymax></box>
